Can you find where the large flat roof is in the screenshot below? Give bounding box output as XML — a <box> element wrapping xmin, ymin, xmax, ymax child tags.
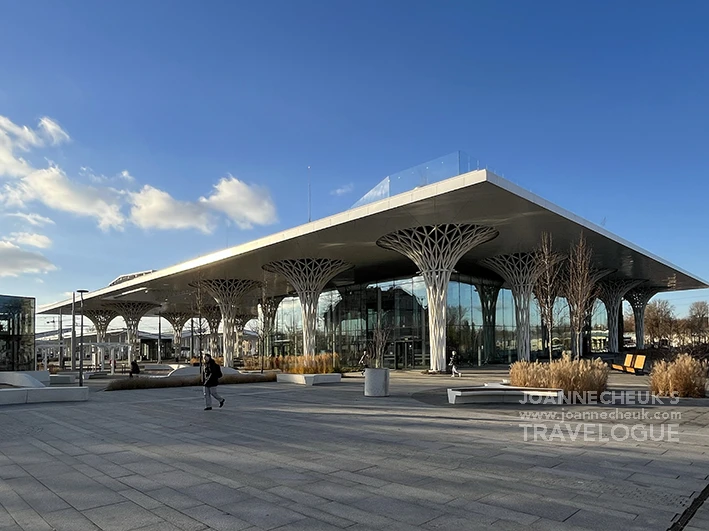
<box><xmin>38</xmin><ymin>170</ymin><xmax>708</xmax><ymax>316</ymax></box>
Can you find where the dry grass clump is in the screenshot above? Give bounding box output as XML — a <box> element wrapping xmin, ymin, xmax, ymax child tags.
<box><xmin>510</xmin><ymin>355</ymin><xmax>609</xmax><ymax>394</ymax></box>
<box><xmin>105</xmin><ymin>372</ymin><xmax>276</xmax><ymax>391</ymax></box>
<box><xmin>243</xmin><ymin>353</ymin><xmax>339</xmax><ymax>374</ymax></box>
<box><xmin>649</xmin><ymin>353</ymin><xmax>708</xmax><ymax>398</ymax></box>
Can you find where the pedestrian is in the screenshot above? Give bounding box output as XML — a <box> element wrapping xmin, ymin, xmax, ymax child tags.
<box><xmin>358</xmin><ymin>350</ymin><xmax>369</xmax><ymax>375</ymax></box>
<box><xmin>449</xmin><ymin>350</ymin><xmax>462</xmax><ymax>377</ymax></box>
<box><xmin>129</xmin><ymin>360</ymin><xmax>140</xmax><ymax>378</ymax></box>
<box><xmin>203</xmin><ymin>353</ymin><xmax>225</xmax><ymax>411</ymax></box>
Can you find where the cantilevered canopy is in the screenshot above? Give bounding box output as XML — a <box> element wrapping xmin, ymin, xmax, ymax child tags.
<box><xmin>38</xmin><ymin>170</ymin><xmax>708</xmax><ymax>316</ymax></box>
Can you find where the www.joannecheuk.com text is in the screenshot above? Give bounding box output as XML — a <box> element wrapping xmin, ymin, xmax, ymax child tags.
<box><xmin>518</xmin><ymin>391</ymin><xmax>681</xmax><ymax>406</ymax></box>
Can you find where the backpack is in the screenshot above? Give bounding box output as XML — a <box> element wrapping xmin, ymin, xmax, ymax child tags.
<box><xmin>214</xmin><ymin>363</ymin><xmax>222</xmax><ymax>379</ymax></box>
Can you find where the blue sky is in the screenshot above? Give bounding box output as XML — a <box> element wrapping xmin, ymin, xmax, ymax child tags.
<box><xmin>1</xmin><ymin>1</ymin><xmax>708</xmax><ymax>329</ymax></box>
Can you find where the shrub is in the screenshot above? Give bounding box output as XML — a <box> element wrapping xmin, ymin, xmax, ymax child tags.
<box><xmin>243</xmin><ymin>353</ymin><xmax>339</xmax><ymax>374</ymax></box>
<box><xmin>105</xmin><ymin>372</ymin><xmax>276</xmax><ymax>391</ymax></box>
<box><xmin>649</xmin><ymin>353</ymin><xmax>708</xmax><ymax>398</ymax></box>
<box><xmin>510</xmin><ymin>355</ymin><xmax>609</xmax><ymax>394</ymax></box>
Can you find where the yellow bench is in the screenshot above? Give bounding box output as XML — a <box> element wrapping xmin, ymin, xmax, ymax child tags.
<box><xmin>611</xmin><ymin>354</ymin><xmax>647</xmax><ymax>375</ymax></box>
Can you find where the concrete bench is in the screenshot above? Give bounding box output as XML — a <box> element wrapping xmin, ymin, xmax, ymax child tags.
<box><xmin>276</xmin><ymin>373</ymin><xmax>342</xmax><ymax>386</ymax></box>
<box><xmin>50</xmin><ymin>374</ymin><xmax>76</xmax><ymax>385</ymax></box>
<box><xmin>447</xmin><ymin>384</ymin><xmax>563</xmax><ymax>405</ymax></box>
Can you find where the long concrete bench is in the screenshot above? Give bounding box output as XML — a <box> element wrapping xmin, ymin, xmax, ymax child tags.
<box><xmin>276</xmin><ymin>373</ymin><xmax>342</xmax><ymax>386</ymax></box>
<box><xmin>447</xmin><ymin>384</ymin><xmax>563</xmax><ymax>405</ymax></box>
<box><xmin>0</xmin><ymin>386</ymin><xmax>89</xmax><ymax>405</ymax></box>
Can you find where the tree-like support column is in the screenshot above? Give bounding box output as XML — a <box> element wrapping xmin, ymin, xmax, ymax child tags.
<box><xmin>263</xmin><ymin>259</ymin><xmax>353</xmax><ymax>357</ymax></box>
<box><xmin>233</xmin><ymin>312</ymin><xmax>256</xmax><ymax>361</ymax></box>
<box><xmin>598</xmin><ymin>279</ymin><xmax>644</xmax><ymax>353</ymax></box>
<box><xmin>482</xmin><ymin>253</ymin><xmax>545</xmax><ymax>362</ymax></box>
<box><xmin>260</xmin><ymin>295</ymin><xmax>285</xmax><ymax>358</ymax></box>
<box><xmin>197</xmin><ymin>279</ymin><xmax>261</xmax><ymax>367</ymax></box>
<box><xmin>106</xmin><ymin>302</ymin><xmax>159</xmax><ymax>365</ymax></box>
<box><xmin>626</xmin><ymin>286</ymin><xmax>660</xmax><ymax>349</ymax></box>
<box><xmin>202</xmin><ymin>305</ymin><xmax>222</xmax><ymax>358</ymax></box>
<box><xmin>377</xmin><ymin>224</ymin><xmax>498</xmax><ymax>372</ymax></box>
<box><xmin>473</xmin><ymin>279</ymin><xmax>502</xmax><ymax>365</ymax></box>
<box><xmin>83</xmin><ymin>308</ymin><xmax>118</xmax><ymax>372</ymax></box>
<box><xmin>162</xmin><ymin>312</ymin><xmax>192</xmax><ymax>362</ymax></box>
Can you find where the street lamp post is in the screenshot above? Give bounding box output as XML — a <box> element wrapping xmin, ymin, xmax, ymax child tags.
<box><xmin>77</xmin><ymin>289</ymin><xmax>88</xmax><ymax>387</ymax></box>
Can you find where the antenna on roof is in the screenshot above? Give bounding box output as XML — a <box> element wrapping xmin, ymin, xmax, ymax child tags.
<box><xmin>601</xmin><ymin>217</ymin><xmax>607</xmax><ymax>227</ymax></box>
<box><xmin>307</xmin><ymin>166</ymin><xmax>311</xmax><ymax>223</ymax></box>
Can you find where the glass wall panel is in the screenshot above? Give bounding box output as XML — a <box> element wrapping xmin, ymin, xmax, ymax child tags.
<box><xmin>590</xmin><ymin>299</ymin><xmax>608</xmax><ymax>352</ymax></box>
<box><xmin>0</xmin><ymin>295</ymin><xmax>35</xmax><ymax>371</ymax></box>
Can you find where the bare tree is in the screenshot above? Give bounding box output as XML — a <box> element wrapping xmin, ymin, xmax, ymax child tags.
<box><xmin>533</xmin><ymin>232</ymin><xmax>564</xmax><ymax>361</ymax></box>
<box><xmin>688</xmin><ymin>301</ymin><xmax>709</xmax><ymax>344</ymax></box>
<box><xmin>645</xmin><ymin>299</ymin><xmax>676</xmax><ymax>346</ymax></box>
<box><xmin>564</xmin><ymin>234</ymin><xmax>600</xmax><ymax>359</ymax></box>
<box><xmin>368</xmin><ymin>314</ymin><xmax>392</xmax><ymax>369</ymax></box>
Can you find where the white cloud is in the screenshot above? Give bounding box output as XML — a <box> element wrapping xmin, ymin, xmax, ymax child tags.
<box><xmin>200</xmin><ymin>175</ymin><xmax>277</xmax><ymax>229</ymax></box>
<box><xmin>0</xmin><ymin>115</ymin><xmax>69</xmax><ymax>178</ymax></box>
<box><xmin>331</xmin><ymin>183</ymin><xmax>354</xmax><ymax>196</ymax></box>
<box><xmin>10</xmin><ymin>165</ymin><xmax>125</xmax><ymax>230</ymax></box>
<box><xmin>9</xmin><ymin>232</ymin><xmax>52</xmax><ymax>248</ymax></box>
<box><xmin>38</xmin><ymin>117</ymin><xmax>70</xmax><ymax>145</ymax></box>
<box><xmin>119</xmin><ymin>170</ymin><xmax>135</xmax><ymax>182</ymax></box>
<box><xmin>0</xmin><ymin>241</ymin><xmax>56</xmax><ymax>277</ymax></box>
<box><xmin>129</xmin><ymin>185</ymin><xmax>213</xmax><ymax>233</ymax></box>
<box><xmin>4</xmin><ymin>212</ymin><xmax>55</xmax><ymax>226</ymax></box>
<box><xmin>0</xmin><ymin>114</ymin><xmax>279</xmax><ymax>236</ymax></box>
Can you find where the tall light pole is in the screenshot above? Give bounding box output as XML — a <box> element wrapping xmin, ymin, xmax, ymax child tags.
<box><xmin>77</xmin><ymin>290</ymin><xmax>88</xmax><ymax>387</ymax></box>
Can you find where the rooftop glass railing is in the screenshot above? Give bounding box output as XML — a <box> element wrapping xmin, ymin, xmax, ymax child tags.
<box><xmin>351</xmin><ymin>151</ymin><xmax>473</xmax><ymax>209</ymax></box>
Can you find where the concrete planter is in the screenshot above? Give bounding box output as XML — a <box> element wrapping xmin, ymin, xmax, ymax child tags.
<box><xmin>276</xmin><ymin>373</ymin><xmax>342</xmax><ymax>386</ymax></box>
<box><xmin>364</xmin><ymin>368</ymin><xmax>390</xmax><ymax>397</ymax></box>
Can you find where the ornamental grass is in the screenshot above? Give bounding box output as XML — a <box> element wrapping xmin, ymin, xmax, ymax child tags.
<box><xmin>105</xmin><ymin>372</ymin><xmax>276</xmax><ymax>391</ymax></box>
<box><xmin>649</xmin><ymin>353</ymin><xmax>708</xmax><ymax>398</ymax></box>
<box><xmin>510</xmin><ymin>355</ymin><xmax>609</xmax><ymax>394</ymax></box>
<box><xmin>243</xmin><ymin>353</ymin><xmax>339</xmax><ymax>374</ymax></box>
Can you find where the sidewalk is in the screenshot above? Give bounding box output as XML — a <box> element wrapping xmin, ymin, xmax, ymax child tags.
<box><xmin>0</xmin><ymin>371</ymin><xmax>707</xmax><ymax>530</ymax></box>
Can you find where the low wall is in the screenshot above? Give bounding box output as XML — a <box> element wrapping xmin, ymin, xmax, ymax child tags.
<box><xmin>276</xmin><ymin>373</ymin><xmax>342</xmax><ymax>386</ymax></box>
<box><xmin>0</xmin><ymin>386</ymin><xmax>89</xmax><ymax>406</ymax></box>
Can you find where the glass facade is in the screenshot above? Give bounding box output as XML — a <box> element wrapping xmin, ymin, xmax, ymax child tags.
<box><xmin>0</xmin><ymin>295</ymin><xmax>36</xmax><ymax>371</ymax></box>
<box><xmin>268</xmin><ymin>274</ymin><xmax>609</xmax><ymax>369</ymax></box>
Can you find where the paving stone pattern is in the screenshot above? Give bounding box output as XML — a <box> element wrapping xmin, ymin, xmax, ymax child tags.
<box><xmin>0</xmin><ymin>371</ymin><xmax>708</xmax><ymax>530</ymax></box>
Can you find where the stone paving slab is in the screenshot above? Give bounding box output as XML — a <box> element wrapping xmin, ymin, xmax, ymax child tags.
<box><xmin>0</xmin><ymin>371</ymin><xmax>707</xmax><ymax>530</ymax></box>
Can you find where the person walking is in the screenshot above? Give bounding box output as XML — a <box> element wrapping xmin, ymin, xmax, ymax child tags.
<box><xmin>203</xmin><ymin>353</ymin><xmax>225</xmax><ymax>411</ymax></box>
<box><xmin>449</xmin><ymin>350</ymin><xmax>462</xmax><ymax>377</ymax></box>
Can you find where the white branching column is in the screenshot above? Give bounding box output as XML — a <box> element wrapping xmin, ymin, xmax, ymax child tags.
<box><xmin>482</xmin><ymin>253</ymin><xmax>545</xmax><ymax>362</ymax></box>
<box><xmin>83</xmin><ymin>308</ymin><xmax>118</xmax><ymax>371</ymax></box>
<box><xmin>233</xmin><ymin>312</ymin><xmax>256</xmax><ymax>361</ymax></box>
<box><xmin>377</xmin><ymin>224</ymin><xmax>499</xmax><ymax>372</ymax></box>
<box><xmin>106</xmin><ymin>302</ymin><xmax>159</xmax><ymax>365</ymax></box>
<box><xmin>198</xmin><ymin>279</ymin><xmax>261</xmax><ymax>367</ymax></box>
<box><xmin>474</xmin><ymin>280</ymin><xmax>502</xmax><ymax>364</ymax></box>
<box><xmin>202</xmin><ymin>305</ymin><xmax>222</xmax><ymax>358</ymax></box>
<box><xmin>626</xmin><ymin>286</ymin><xmax>660</xmax><ymax>350</ymax></box>
<box><xmin>162</xmin><ymin>312</ymin><xmax>192</xmax><ymax>361</ymax></box>
<box><xmin>263</xmin><ymin>259</ymin><xmax>353</xmax><ymax>357</ymax></box>
<box><xmin>598</xmin><ymin>279</ymin><xmax>644</xmax><ymax>353</ymax></box>
<box><xmin>260</xmin><ymin>295</ymin><xmax>285</xmax><ymax>358</ymax></box>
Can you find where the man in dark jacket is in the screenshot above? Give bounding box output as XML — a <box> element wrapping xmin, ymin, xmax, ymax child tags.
<box><xmin>203</xmin><ymin>353</ymin><xmax>225</xmax><ymax>411</ymax></box>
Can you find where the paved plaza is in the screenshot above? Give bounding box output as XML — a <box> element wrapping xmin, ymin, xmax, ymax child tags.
<box><xmin>1</xmin><ymin>371</ymin><xmax>709</xmax><ymax>531</ymax></box>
